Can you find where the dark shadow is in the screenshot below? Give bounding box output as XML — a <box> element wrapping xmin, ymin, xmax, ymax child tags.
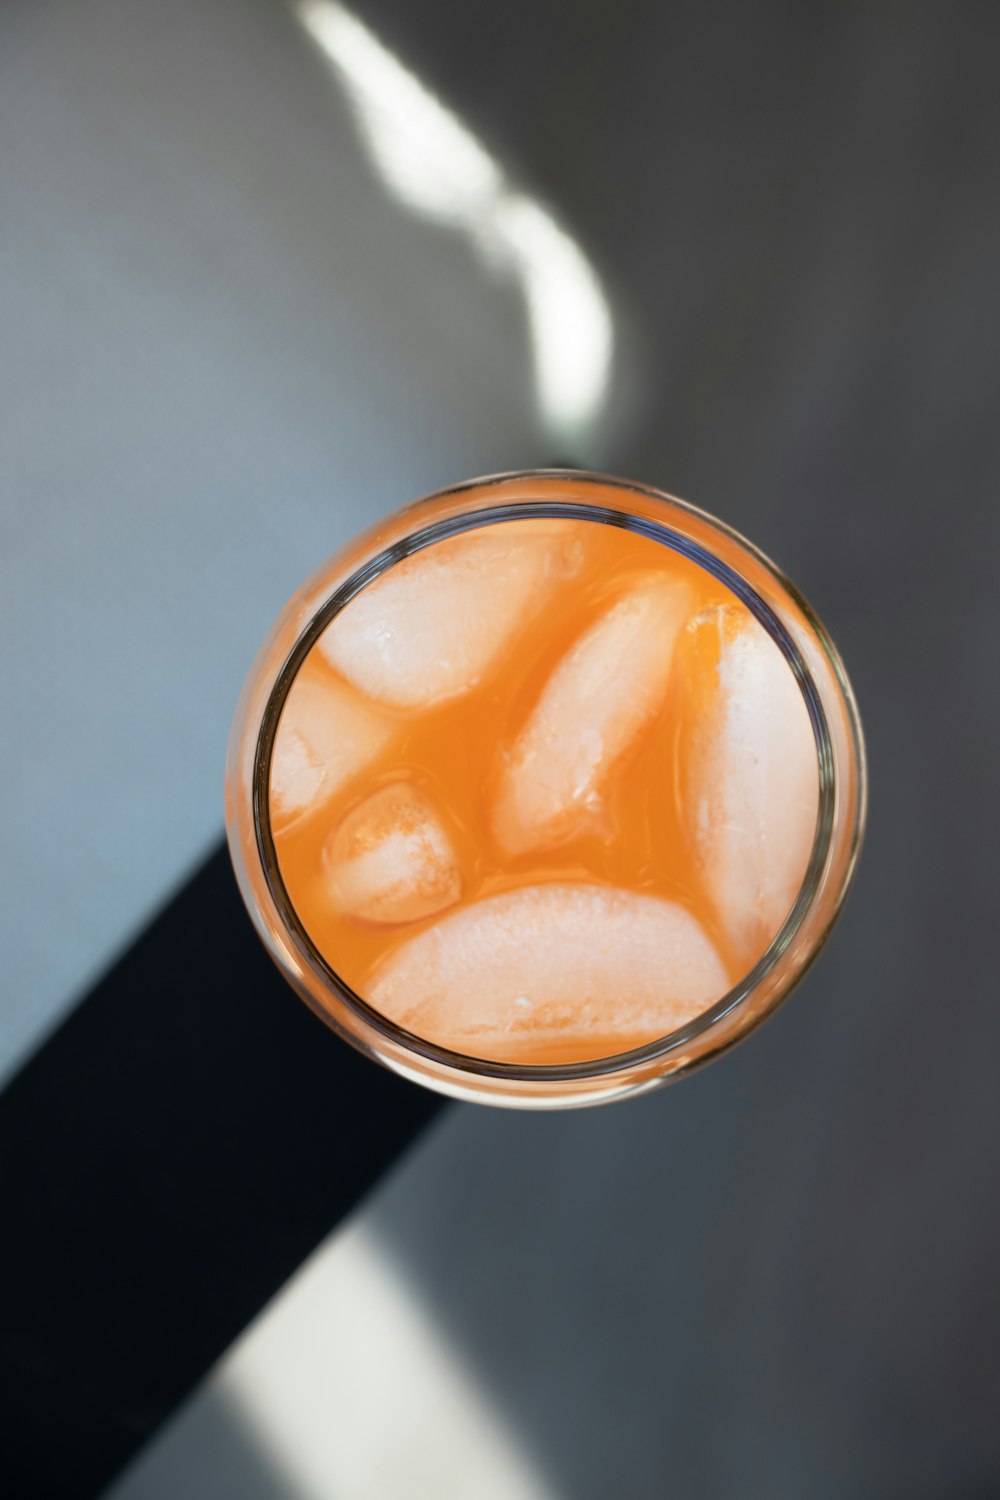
<box><xmin>0</xmin><ymin>844</ymin><xmax>442</xmax><ymax>1500</ymax></box>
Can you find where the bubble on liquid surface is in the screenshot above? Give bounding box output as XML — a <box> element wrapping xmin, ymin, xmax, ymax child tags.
<box><xmin>678</xmin><ymin>605</ymin><xmax>819</xmax><ymax>965</ymax></box>
<box><xmin>491</xmin><ymin>575</ymin><xmax>692</xmax><ymax>855</ymax></box>
<box><xmin>318</xmin><ymin>521</ymin><xmax>584</xmax><ymax>710</ymax></box>
<box><xmin>270</xmin><ymin>661</ymin><xmax>392</xmax><ymax>833</ymax></box>
<box><xmin>323</xmin><ymin>782</ymin><xmax>462</xmax><ymax>926</ymax></box>
<box><xmin>368</xmin><ymin>883</ymin><xmax>729</xmax><ymax>1061</ymax></box>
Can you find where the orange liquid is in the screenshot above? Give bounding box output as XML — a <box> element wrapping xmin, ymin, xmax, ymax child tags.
<box><xmin>270</xmin><ymin>518</ymin><xmax>812</xmax><ymax>1063</ymax></box>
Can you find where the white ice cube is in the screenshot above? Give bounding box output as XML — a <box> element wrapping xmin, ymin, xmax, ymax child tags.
<box><xmin>491</xmin><ymin>574</ymin><xmax>692</xmax><ymax>855</ymax></box>
<box><xmin>318</xmin><ymin>520</ymin><xmax>584</xmax><ymax>710</ymax></box>
<box><xmin>322</xmin><ymin>782</ymin><xmax>462</xmax><ymax>926</ymax></box>
<box><xmin>679</xmin><ymin>605</ymin><xmax>819</xmax><ymax>964</ymax></box>
<box><xmin>368</xmin><ymin>882</ymin><xmax>729</xmax><ymax>1059</ymax></box>
<box><xmin>270</xmin><ymin>660</ymin><xmax>392</xmax><ymax>832</ymax></box>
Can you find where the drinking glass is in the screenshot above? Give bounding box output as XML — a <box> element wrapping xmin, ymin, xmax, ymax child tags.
<box><xmin>226</xmin><ymin>470</ymin><xmax>866</xmax><ymax>1108</ymax></box>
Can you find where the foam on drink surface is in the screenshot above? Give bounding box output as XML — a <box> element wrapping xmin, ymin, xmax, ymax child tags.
<box><xmin>270</xmin><ymin>518</ymin><xmax>818</xmax><ymax>1064</ymax></box>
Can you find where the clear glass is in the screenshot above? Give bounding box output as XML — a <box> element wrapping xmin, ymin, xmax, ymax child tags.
<box><xmin>226</xmin><ymin>471</ymin><xmax>866</xmax><ymax>1109</ymax></box>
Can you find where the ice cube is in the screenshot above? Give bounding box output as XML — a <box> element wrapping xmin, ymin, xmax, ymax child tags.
<box><xmin>322</xmin><ymin>782</ymin><xmax>462</xmax><ymax>925</ymax></box>
<box><xmin>318</xmin><ymin>520</ymin><xmax>584</xmax><ymax>710</ymax></box>
<box><xmin>270</xmin><ymin>659</ymin><xmax>392</xmax><ymax>832</ymax></box>
<box><xmin>678</xmin><ymin>605</ymin><xmax>819</xmax><ymax>965</ymax></box>
<box><xmin>368</xmin><ymin>882</ymin><xmax>729</xmax><ymax>1062</ymax></box>
<box><xmin>491</xmin><ymin>574</ymin><xmax>692</xmax><ymax>855</ymax></box>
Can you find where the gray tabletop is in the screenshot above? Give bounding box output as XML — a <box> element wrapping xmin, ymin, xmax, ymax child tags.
<box><xmin>4</xmin><ymin>1</ymin><xmax>999</xmax><ymax>1496</ymax></box>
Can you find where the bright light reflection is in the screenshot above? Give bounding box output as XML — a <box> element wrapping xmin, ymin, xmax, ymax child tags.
<box><xmin>295</xmin><ymin>0</ymin><xmax>613</xmax><ymax>442</ymax></box>
<box><xmin>220</xmin><ymin>1223</ymin><xmax>556</xmax><ymax>1500</ymax></box>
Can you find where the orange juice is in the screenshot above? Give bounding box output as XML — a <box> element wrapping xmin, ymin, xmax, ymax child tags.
<box><xmin>268</xmin><ymin>517</ymin><xmax>817</xmax><ymax>1064</ymax></box>
<box><xmin>227</xmin><ymin>472</ymin><xmax>864</xmax><ymax>1107</ymax></box>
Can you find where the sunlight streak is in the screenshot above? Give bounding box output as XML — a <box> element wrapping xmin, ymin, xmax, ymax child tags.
<box><xmin>295</xmin><ymin>0</ymin><xmax>614</xmax><ymax>442</ymax></box>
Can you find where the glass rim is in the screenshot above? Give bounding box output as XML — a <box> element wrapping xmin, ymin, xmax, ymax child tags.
<box><xmin>251</xmin><ymin>469</ymin><xmax>865</xmax><ymax>1086</ymax></box>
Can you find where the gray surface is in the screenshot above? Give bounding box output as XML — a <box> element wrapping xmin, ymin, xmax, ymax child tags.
<box><xmin>4</xmin><ymin>0</ymin><xmax>999</xmax><ymax>1495</ymax></box>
